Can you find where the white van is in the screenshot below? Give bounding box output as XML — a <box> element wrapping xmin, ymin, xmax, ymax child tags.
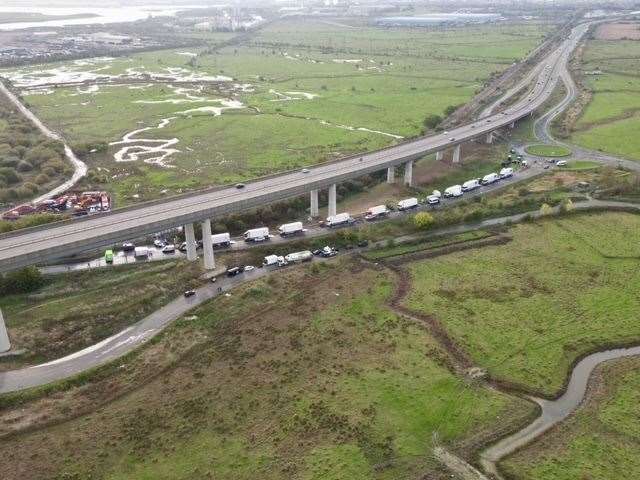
<box><xmin>462</xmin><ymin>179</ymin><xmax>481</xmax><ymax>192</ymax></box>
<box><xmin>426</xmin><ymin>195</ymin><xmax>440</xmax><ymax>205</ymax></box>
<box><xmin>481</xmin><ymin>173</ymin><xmax>500</xmax><ymax>185</ymax></box>
<box><xmin>499</xmin><ymin>167</ymin><xmax>514</xmax><ymax>179</ymax></box>
<box><xmin>443</xmin><ymin>185</ymin><xmax>463</xmax><ymax>198</ymax></box>
<box><xmin>244</xmin><ymin>227</ymin><xmax>270</xmax><ymax>242</ymax></box>
<box><xmin>325</xmin><ymin>212</ymin><xmax>353</xmax><ymax>227</ymax></box>
<box><xmin>397</xmin><ymin>197</ymin><xmax>419</xmax><ymax>211</ymax></box>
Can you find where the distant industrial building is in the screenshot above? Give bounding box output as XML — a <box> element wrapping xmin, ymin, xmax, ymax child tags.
<box><xmin>373</xmin><ymin>13</ymin><xmax>503</xmax><ymax>27</ymax></box>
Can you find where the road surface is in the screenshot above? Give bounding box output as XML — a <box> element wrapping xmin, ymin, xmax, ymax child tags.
<box><xmin>0</xmin><ymin>22</ymin><xmax>590</xmax><ymax>273</ymax></box>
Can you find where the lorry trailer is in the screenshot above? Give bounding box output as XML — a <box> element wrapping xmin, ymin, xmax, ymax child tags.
<box><xmin>285</xmin><ymin>250</ymin><xmax>313</xmax><ymax>263</ymax></box>
<box><xmin>211</xmin><ymin>232</ymin><xmax>231</xmax><ymax>247</ymax></box>
<box><xmin>325</xmin><ymin>212</ymin><xmax>353</xmax><ymax>227</ymax></box>
<box><xmin>277</xmin><ymin>221</ymin><xmax>305</xmax><ymax>236</ymax></box>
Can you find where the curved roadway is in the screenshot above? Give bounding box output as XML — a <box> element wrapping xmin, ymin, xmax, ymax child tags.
<box><xmin>0</xmin><ymin>22</ymin><xmax>590</xmax><ymax>273</ymax></box>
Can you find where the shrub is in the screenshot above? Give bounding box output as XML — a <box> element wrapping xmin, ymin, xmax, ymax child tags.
<box><xmin>0</xmin><ymin>267</ymin><xmax>44</xmax><ymax>294</ymax></box>
<box><xmin>539</xmin><ymin>203</ymin><xmax>553</xmax><ymax>216</ymax></box>
<box><xmin>35</xmin><ymin>173</ymin><xmax>50</xmax><ymax>185</ymax></box>
<box><xmin>414</xmin><ymin>211</ymin><xmax>435</xmax><ymax>230</ymax></box>
<box><xmin>423</xmin><ymin>114</ymin><xmax>442</xmax><ymax>130</ymax></box>
<box><xmin>16</xmin><ymin>160</ymin><xmax>33</xmax><ymax>172</ymax></box>
<box><xmin>0</xmin><ymin>167</ymin><xmax>20</xmax><ymax>184</ymax></box>
<box><xmin>559</xmin><ymin>198</ymin><xmax>575</xmax><ymax>213</ymax></box>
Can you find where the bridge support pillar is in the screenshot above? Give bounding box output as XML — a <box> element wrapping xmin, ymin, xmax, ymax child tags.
<box><xmin>452</xmin><ymin>144</ymin><xmax>462</xmax><ymax>164</ymax></box>
<box><xmin>386</xmin><ymin>166</ymin><xmax>395</xmax><ymax>183</ymax></box>
<box><xmin>403</xmin><ymin>161</ymin><xmax>413</xmax><ymax>186</ymax></box>
<box><xmin>184</xmin><ymin>223</ymin><xmax>197</xmax><ymax>262</ymax></box>
<box><xmin>0</xmin><ymin>308</ymin><xmax>10</xmax><ymax>353</ymax></box>
<box><xmin>435</xmin><ymin>151</ymin><xmax>443</xmax><ymax>161</ymax></box>
<box><xmin>486</xmin><ymin>132</ymin><xmax>493</xmax><ymax>144</ymax></box>
<box><xmin>201</xmin><ymin>219</ymin><xmax>215</xmax><ymax>270</ymax></box>
<box><xmin>510</xmin><ymin>121</ymin><xmax>515</xmax><ymax>129</ymax></box>
<box><xmin>328</xmin><ymin>184</ymin><xmax>337</xmax><ymax>218</ymax></box>
<box><xmin>310</xmin><ymin>189</ymin><xmax>319</xmax><ymax>217</ymax></box>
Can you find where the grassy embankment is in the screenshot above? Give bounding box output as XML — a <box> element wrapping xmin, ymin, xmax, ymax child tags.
<box><xmin>1</xmin><ymin>161</ymin><xmax>623</xmax><ymax>369</ymax></box>
<box><xmin>503</xmin><ymin>356</ymin><xmax>640</xmax><ymax>479</ymax></box>
<box><xmin>0</xmin><ymin>260</ymin><xmax>202</xmax><ymax>370</ymax></box>
<box><xmin>0</xmin><ymin>259</ymin><xmax>533</xmax><ymax>480</ymax></box>
<box><xmin>524</xmin><ymin>144</ymin><xmax>571</xmax><ymax>157</ymax></box>
<box><xmin>403</xmin><ymin>211</ymin><xmax>640</xmax><ymax>397</ymax></box>
<box><xmin>7</xmin><ymin>20</ymin><xmax>551</xmax><ymax>204</ymax></box>
<box><xmin>571</xmin><ymin>32</ymin><xmax>640</xmax><ymax>161</ymax></box>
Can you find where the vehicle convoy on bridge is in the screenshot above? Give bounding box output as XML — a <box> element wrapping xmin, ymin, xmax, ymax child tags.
<box><xmin>0</xmin><ymin>22</ymin><xmax>588</xmax><ymax>274</ymax></box>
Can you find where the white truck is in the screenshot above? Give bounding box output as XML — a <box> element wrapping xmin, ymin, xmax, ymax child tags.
<box><xmin>285</xmin><ymin>250</ymin><xmax>313</xmax><ymax>263</ymax></box>
<box><xmin>364</xmin><ymin>205</ymin><xmax>389</xmax><ymax>221</ymax></box>
<box><xmin>244</xmin><ymin>227</ymin><xmax>270</xmax><ymax>242</ymax></box>
<box><xmin>444</xmin><ymin>185</ymin><xmax>463</xmax><ymax>198</ymax></box>
<box><xmin>481</xmin><ymin>172</ymin><xmax>500</xmax><ymax>185</ymax></box>
<box><xmin>263</xmin><ymin>254</ymin><xmax>287</xmax><ymax>267</ymax></box>
<box><xmin>278</xmin><ymin>221</ymin><xmax>305</xmax><ymax>236</ymax></box>
<box><xmin>462</xmin><ymin>178</ymin><xmax>481</xmax><ymax>191</ymax></box>
<box><xmin>134</xmin><ymin>246</ymin><xmax>150</xmax><ymax>259</ymax></box>
<box><xmin>211</xmin><ymin>232</ymin><xmax>231</xmax><ymax>247</ymax></box>
<box><xmin>325</xmin><ymin>212</ymin><xmax>353</xmax><ymax>227</ymax></box>
<box><xmin>397</xmin><ymin>197</ymin><xmax>418</xmax><ymax>211</ymax></box>
<box><xmin>499</xmin><ymin>167</ymin><xmax>514</xmax><ymax>178</ymax></box>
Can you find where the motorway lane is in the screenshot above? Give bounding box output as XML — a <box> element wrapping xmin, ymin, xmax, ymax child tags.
<box><xmin>40</xmin><ymin>162</ymin><xmax>545</xmax><ymax>275</ymax></box>
<box><xmin>0</xmin><ymin>23</ymin><xmax>590</xmax><ymax>272</ymax></box>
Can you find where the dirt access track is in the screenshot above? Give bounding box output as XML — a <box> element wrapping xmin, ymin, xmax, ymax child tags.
<box><xmin>595</xmin><ymin>22</ymin><xmax>640</xmax><ymax>40</ymax></box>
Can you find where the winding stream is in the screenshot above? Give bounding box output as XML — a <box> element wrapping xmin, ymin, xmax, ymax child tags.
<box><xmin>480</xmin><ymin>345</ymin><xmax>640</xmax><ymax>478</ymax></box>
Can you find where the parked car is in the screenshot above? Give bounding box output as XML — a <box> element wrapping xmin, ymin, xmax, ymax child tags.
<box><xmin>184</xmin><ymin>290</ymin><xmax>196</xmax><ymax>298</ymax></box>
<box><xmin>426</xmin><ymin>194</ymin><xmax>441</xmax><ymax>205</ymax></box>
<box><xmin>556</xmin><ymin>160</ymin><xmax>568</xmax><ymax>167</ymax></box>
<box><xmin>154</xmin><ymin>239</ymin><xmax>165</xmax><ymax>248</ymax></box>
<box><xmin>235</xmin><ymin>183</ymin><xmax>245</xmax><ymax>189</ymax></box>
<box><xmin>162</xmin><ymin>244</ymin><xmax>176</xmax><ymax>253</ymax></box>
<box><xmin>226</xmin><ymin>266</ymin><xmax>245</xmax><ymax>277</ymax></box>
<box><xmin>122</xmin><ymin>242</ymin><xmax>135</xmax><ymax>252</ymax></box>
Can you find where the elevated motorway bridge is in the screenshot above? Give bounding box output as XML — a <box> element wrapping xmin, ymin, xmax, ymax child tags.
<box><xmin>0</xmin><ymin>23</ymin><xmax>589</xmax><ymax>273</ymax></box>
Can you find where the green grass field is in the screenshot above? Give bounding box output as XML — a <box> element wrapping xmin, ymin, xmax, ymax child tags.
<box><xmin>0</xmin><ymin>260</ymin><xmax>533</xmax><ymax>480</ymax></box>
<box><xmin>0</xmin><ymin>260</ymin><xmax>203</xmax><ymax>370</ymax></box>
<box><xmin>571</xmin><ymin>34</ymin><xmax>640</xmax><ymax>161</ymax></box>
<box><xmin>563</xmin><ymin>160</ymin><xmax>600</xmax><ymax>170</ymax></box>
<box><xmin>404</xmin><ymin>211</ymin><xmax>640</xmax><ymax>396</ymax></box>
<box><xmin>502</xmin><ymin>356</ymin><xmax>640</xmax><ymax>479</ymax></box>
<box><xmin>3</xmin><ymin>19</ymin><xmax>551</xmax><ymax>204</ymax></box>
<box><xmin>524</xmin><ymin>144</ymin><xmax>571</xmax><ymax>157</ymax></box>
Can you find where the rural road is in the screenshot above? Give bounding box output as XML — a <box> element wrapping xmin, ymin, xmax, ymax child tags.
<box><xmin>0</xmin><ymin>81</ymin><xmax>87</xmax><ymax>206</ymax></box>
<box><xmin>1</xmin><ymin>197</ymin><xmax>636</xmax><ymax>394</ymax></box>
<box><xmin>476</xmin><ymin>34</ymin><xmax>640</xmax><ymax>479</ymax></box>
<box><xmin>0</xmin><ymin>21</ymin><xmax>590</xmax><ymax>273</ymax></box>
